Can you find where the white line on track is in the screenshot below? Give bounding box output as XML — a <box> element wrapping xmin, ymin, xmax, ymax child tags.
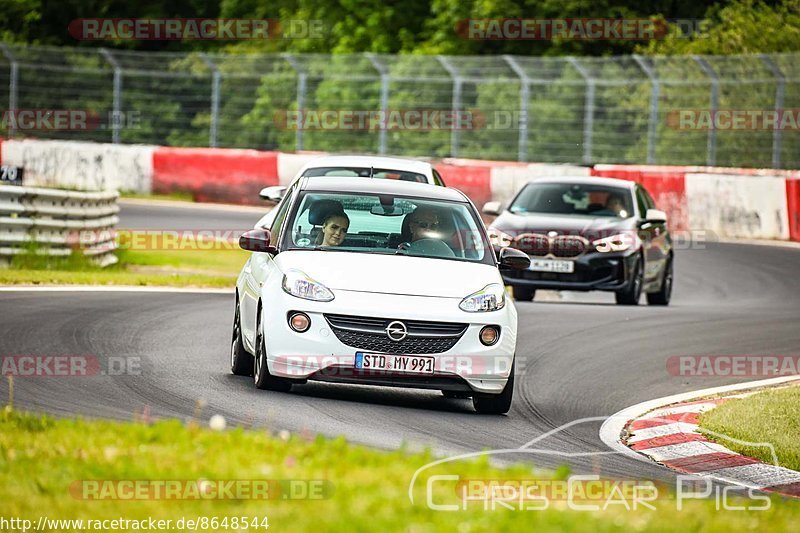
<box><xmin>0</xmin><ymin>285</ymin><xmax>232</xmax><ymax>294</ymax></box>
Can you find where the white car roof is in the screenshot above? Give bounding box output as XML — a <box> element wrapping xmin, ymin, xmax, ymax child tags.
<box><xmin>299</xmin><ymin>155</ymin><xmax>433</xmax><ymax>179</ymax></box>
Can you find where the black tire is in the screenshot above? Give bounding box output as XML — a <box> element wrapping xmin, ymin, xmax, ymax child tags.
<box><xmin>512</xmin><ymin>286</ymin><xmax>536</xmax><ymax>302</ymax></box>
<box><xmin>442</xmin><ymin>390</ymin><xmax>472</xmax><ymax>399</ymax></box>
<box><xmin>230</xmin><ymin>297</ymin><xmax>253</xmax><ymax>376</ymax></box>
<box><xmin>472</xmin><ymin>363</ymin><xmax>515</xmax><ymax>415</ymax></box>
<box><xmin>647</xmin><ymin>256</ymin><xmax>673</xmax><ymax>306</ymax></box>
<box><xmin>615</xmin><ymin>255</ymin><xmax>643</xmax><ymax>306</ymax></box>
<box><xmin>253</xmin><ymin>310</ymin><xmax>293</xmax><ymax>392</ymax></box>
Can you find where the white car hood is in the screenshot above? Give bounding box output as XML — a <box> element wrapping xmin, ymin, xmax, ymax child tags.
<box><xmin>275</xmin><ymin>250</ymin><xmax>500</xmax><ymax>298</ymax></box>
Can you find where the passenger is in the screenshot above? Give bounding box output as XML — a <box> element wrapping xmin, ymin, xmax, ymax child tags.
<box><xmin>316</xmin><ymin>212</ymin><xmax>350</xmax><ymax>247</ymax></box>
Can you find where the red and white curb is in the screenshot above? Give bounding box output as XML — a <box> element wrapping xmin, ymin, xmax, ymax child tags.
<box><xmin>600</xmin><ymin>376</ymin><xmax>800</xmax><ymax>498</ymax></box>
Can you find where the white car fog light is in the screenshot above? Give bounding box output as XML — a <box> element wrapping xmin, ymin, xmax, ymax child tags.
<box><xmin>288</xmin><ymin>312</ymin><xmax>311</xmax><ymax>333</ymax></box>
<box><xmin>480</xmin><ymin>326</ymin><xmax>500</xmax><ymax>346</ymax></box>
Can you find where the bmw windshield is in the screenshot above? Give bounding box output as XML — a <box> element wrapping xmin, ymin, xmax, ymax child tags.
<box><xmin>282</xmin><ymin>192</ymin><xmax>494</xmax><ymax>265</ymax></box>
<box><xmin>510</xmin><ymin>182</ymin><xmax>635</xmax><ymax>219</ymax></box>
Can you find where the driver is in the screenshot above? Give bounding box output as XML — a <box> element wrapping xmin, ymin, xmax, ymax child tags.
<box><xmin>407</xmin><ymin>206</ymin><xmax>441</xmax><ymax>242</ymax></box>
<box><xmin>605</xmin><ymin>194</ymin><xmax>627</xmax><ymax>217</ymax></box>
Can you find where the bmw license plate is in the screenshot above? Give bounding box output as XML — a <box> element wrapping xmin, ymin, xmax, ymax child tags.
<box><xmin>528</xmin><ymin>259</ymin><xmax>575</xmax><ymax>273</ymax></box>
<box><xmin>355</xmin><ymin>353</ymin><xmax>435</xmax><ymax>374</ymax></box>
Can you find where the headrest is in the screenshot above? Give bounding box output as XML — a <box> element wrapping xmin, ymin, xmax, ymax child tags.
<box><xmin>308</xmin><ymin>199</ymin><xmax>345</xmax><ymax>225</ymax></box>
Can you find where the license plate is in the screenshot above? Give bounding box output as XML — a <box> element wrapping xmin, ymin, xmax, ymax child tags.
<box><xmin>355</xmin><ymin>353</ymin><xmax>435</xmax><ymax>374</ymax></box>
<box><xmin>528</xmin><ymin>259</ymin><xmax>575</xmax><ymax>273</ymax></box>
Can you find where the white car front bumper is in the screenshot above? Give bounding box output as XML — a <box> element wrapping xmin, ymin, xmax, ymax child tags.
<box><xmin>260</xmin><ymin>287</ymin><xmax>517</xmax><ymax>394</ymax></box>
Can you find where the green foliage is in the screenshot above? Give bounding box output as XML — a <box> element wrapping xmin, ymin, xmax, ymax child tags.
<box><xmin>640</xmin><ymin>0</ymin><xmax>800</xmax><ymax>55</ymax></box>
<box><xmin>1</xmin><ymin>1</ymin><xmax>799</xmax><ymax>165</ymax></box>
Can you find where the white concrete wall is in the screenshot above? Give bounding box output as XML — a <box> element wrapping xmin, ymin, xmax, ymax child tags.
<box><xmin>686</xmin><ymin>173</ymin><xmax>790</xmax><ymax>240</ymax></box>
<box><xmin>2</xmin><ymin>139</ymin><xmax>154</xmax><ymax>193</ymax></box>
<box><xmin>276</xmin><ymin>152</ymin><xmax>328</xmax><ymax>186</ymax></box>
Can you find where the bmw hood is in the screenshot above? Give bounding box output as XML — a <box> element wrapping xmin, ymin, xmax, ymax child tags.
<box><xmin>275</xmin><ymin>250</ymin><xmax>500</xmax><ymax>298</ymax></box>
<box><xmin>491</xmin><ymin>212</ymin><xmax>636</xmax><ymax>238</ymax></box>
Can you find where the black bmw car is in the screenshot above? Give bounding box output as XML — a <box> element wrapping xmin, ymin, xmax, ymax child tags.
<box><xmin>484</xmin><ymin>176</ymin><xmax>673</xmax><ymax>305</ymax></box>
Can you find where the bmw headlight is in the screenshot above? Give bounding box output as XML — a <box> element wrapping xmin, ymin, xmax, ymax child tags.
<box><xmin>282</xmin><ymin>269</ymin><xmax>334</xmax><ymax>302</ymax></box>
<box><xmin>487</xmin><ymin>227</ymin><xmax>514</xmax><ymax>248</ymax></box>
<box><xmin>593</xmin><ymin>233</ymin><xmax>637</xmax><ymax>253</ymax></box>
<box><xmin>459</xmin><ymin>283</ymin><xmax>506</xmax><ymax>312</ymax></box>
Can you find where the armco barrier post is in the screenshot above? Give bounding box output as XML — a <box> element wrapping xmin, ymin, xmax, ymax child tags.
<box><xmin>503</xmin><ymin>55</ymin><xmax>530</xmax><ymax>163</ymax></box>
<box><xmin>283</xmin><ymin>54</ymin><xmax>307</xmax><ymax>152</ymax></box>
<box><xmin>760</xmin><ymin>54</ymin><xmax>785</xmax><ymax>169</ymax></box>
<box><xmin>199</xmin><ymin>53</ymin><xmax>221</xmax><ymax>149</ymax></box>
<box><xmin>566</xmin><ymin>57</ymin><xmax>595</xmax><ymax>165</ymax></box>
<box><xmin>632</xmin><ymin>55</ymin><xmax>660</xmax><ymax>165</ymax></box>
<box><xmin>366</xmin><ymin>54</ymin><xmax>390</xmax><ymax>155</ymax></box>
<box><xmin>692</xmin><ymin>56</ymin><xmax>719</xmax><ymax>167</ymax></box>
<box><xmin>436</xmin><ymin>56</ymin><xmax>462</xmax><ymax>158</ymax></box>
<box><xmin>99</xmin><ymin>48</ymin><xmax>123</xmax><ymax>144</ymax></box>
<box><xmin>0</xmin><ymin>44</ymin><xmax>18</xmax><ymax>138</ymax></box>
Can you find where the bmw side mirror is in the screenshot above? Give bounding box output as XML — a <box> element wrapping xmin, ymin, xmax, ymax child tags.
<box><xmin>499</xmin><ymin>247</ymin><xmax>530</xmax><ymax>271</ymax></box>
<box><xmin>482</xmin><ymin>201</ymin><xmax>502</xmax><ymax>216</ymax></box>
<box><xmin>645</xmin><ymin>208</ymin><xmax>667</xmax><ymax>223</ymax></box>
<box><xmin>259</xmin><ymin>186</ymin><xmax>287</xmax><ymax>202</ymax></box>
<box><xmin>239</xmin><ymin>228</ymin><xmax>277</xmax><ymax>254</ymax></box>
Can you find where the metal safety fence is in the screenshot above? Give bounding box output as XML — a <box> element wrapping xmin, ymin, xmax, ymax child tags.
<box><xmin>0</xmin><ymin>44</ymin><xmax>798</xmax><ymax>169</ymax></box>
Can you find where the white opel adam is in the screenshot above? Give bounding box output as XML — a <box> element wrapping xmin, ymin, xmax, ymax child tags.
<box><xmin>232</xmin><ymin>177</ymin><xmax>530</xmax><ymax>414</ymax></box>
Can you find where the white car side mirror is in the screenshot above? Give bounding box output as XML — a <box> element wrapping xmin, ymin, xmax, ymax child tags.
<box><xmin>645</xmin><ymin>208</ymin><xmax>667</xmax><ymax>222</ymax></box>
<box><xmin>482</xmin><ymin>201</ymin><xmax>502</xmax><ymax>216</ymax></box>
<box><xmin>259</xmin><ymin>186</ymin><xmax>286</xmax><ymax>202</ymax></box>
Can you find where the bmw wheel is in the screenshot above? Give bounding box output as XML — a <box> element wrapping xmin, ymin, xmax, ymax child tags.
<box><xmin>616</xmin><ymin>255</ymin><xmax>643</xmax><ymax>306</ymax></box>
<box><xmin>512</xmin><ymin>286</ymin><xmax>536</xmax><ymax>302</ymax></box>
<box><xmin>647</xmin><ymin>256</ymin><xmax>673</xmax><ymax>306</ymax></box>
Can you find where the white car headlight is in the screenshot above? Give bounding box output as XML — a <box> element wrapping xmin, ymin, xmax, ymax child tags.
<box><xmin>593</xmin><ymin>233</ymin><xmax>637</xmax><ymax>253</ymax></box>
<box><xmin>459</xmin><ymin>283</ymin><xmax>506</xmax><ymax>312</ymax></box>
<box><xmin>282</xmin><ymin>269</ymin><xmax>334</xmax><ymax>302</ymax></box>
<box><xmin>487</xmin><ymin>227</ymin><xmax>514</xmax><ymax>248</ymax></box>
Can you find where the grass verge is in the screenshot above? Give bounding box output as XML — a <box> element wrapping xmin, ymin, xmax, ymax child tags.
<box><xmin>2</xmin><ymin>236</ymin><xmax>247</xmax><ymax>288</ymax></box>
<box><xmin>1</xmin><ymin>407</ymin><xmax>798</xmax><ymax>531</ymax></box>
<box><xmin>120</xmin><ymin>191</ymin><xmax>195</xmax><ymax>202</ymax></box>
<box><xmin>699</xmin><ymin>385</ymin><xmax>800</xmax><ymax>471</ymax></box>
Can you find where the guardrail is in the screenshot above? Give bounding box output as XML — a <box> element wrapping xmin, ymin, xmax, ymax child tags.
<box><xmin>0</xmin><ymin>185</ymin><xmax>119</xmax><ymax>267</ymax></box>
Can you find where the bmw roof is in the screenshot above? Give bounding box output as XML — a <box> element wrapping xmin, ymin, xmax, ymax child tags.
<box><xmin>528</xmin><ymin>175</ymin><xmax>637</xmax><ymax>189</ymax></box>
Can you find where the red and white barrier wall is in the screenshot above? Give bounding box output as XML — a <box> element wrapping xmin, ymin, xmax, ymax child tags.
<box><xmin>2</xmin><ymin>138</ymin><xmax>799</xmax><ymax>242</ymax></box>
<box><xmin>152</xmin><ymin>147</ymin><xmax>279</xmax><ymax>205</ymax></box>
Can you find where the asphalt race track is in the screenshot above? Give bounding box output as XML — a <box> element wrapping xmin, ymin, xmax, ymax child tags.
<box><xmin>2</xmin><ymin>201</ymin><xmax>800</xmax><ymax>484</ymax></box>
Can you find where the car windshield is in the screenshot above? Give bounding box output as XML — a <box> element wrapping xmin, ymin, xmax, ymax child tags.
<box><xmin>510</xmin><ymin>182</ymin><xmax>635</xmax><ymax>219</ymax></box>
<box><xmin>302</xmin><ymin>167</ymin><xmax>428</xmax><ymax>183</ymax></box>
<box><xmin>283</xmin><ymin>192</ymin><xmax>492</xmax><ymax>264</ymax></box>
